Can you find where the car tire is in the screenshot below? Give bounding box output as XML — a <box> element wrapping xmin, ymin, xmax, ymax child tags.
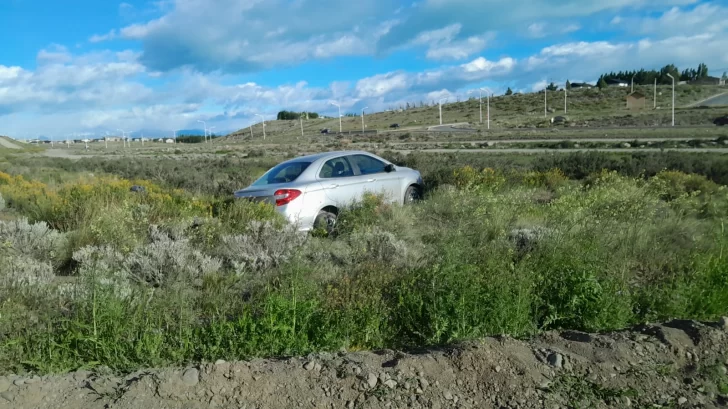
<box><xmin>313</xmin><ymin>210</ymin><xmax>337</xmax><ymax>235</ymax></box>
<box><xmin>404</xmin><ymin>185</ymin><xmax>422</xmax><ymax>205</ymax></box>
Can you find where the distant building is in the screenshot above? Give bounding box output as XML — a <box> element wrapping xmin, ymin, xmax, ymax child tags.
<box><xmin>165</xmin><ymin>139</ymin><xmax>174</xmax><ymax>144</ymax></box>
<box><xmin>626</xmin><ymin>92</ymin><xmax>646</xmax><ymax>110</ymax></box>
<box><xmin>689</xmin><ymin>76</ymin><xmax>721</xmax><ymax>85</ymax></box>
<box><xmin>606</xmin><ymin>78</ymin><xmax>629</xmax><ymax>87</ymax></box>
<box><xmin>570</xmin><ymin>82</ymin><xmax>593</xmax><ymax>89</ymax></box>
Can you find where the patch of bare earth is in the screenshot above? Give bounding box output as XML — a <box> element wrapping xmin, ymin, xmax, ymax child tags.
<box><xmin>2</xmin><ymin>320</ymin><xmax>728</xmax><ymax>409</ymax></box>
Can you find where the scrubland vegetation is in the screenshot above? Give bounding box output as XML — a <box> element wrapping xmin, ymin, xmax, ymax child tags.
<box><xmin>0</xmin><ymin>151</ymin><xmax>727</xmax><ymax>375</ymax></box>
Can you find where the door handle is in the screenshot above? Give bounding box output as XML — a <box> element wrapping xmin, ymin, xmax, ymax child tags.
<box><xmin>327</xmin><ymin>184</ymin><xmax>339</xmax><ymax>189</ymax></box>
<box><xmin>367</xmin><ymin>178</ymin><xmax>377</xmax><ymax>182</ymax></box>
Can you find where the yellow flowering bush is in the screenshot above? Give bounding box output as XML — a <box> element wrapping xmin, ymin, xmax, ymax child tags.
<box><xmin>452</xmin><ymin>166</ymin><xmax>506</xmax><ymax>191</ymax></box>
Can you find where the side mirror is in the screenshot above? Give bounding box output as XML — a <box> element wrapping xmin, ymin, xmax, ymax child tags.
<box><xmin>384</xmin><ymin>164</ymin><xmax>396</xmax><ymax>173</ymax></box>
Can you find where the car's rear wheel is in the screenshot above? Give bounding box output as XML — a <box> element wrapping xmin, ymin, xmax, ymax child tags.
<box><xmin>404</xmin><ymin>185</ymin><xmax>422</xmax><ymax>205</ymax></box>
<box><xmin>313</xmin><ymin>210</ymin><xmax>337</xmax><ymax>235</ymax></box>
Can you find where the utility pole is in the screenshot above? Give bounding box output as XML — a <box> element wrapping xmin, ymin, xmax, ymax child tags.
<box><xmin>544</xmin><ymin>87</ymin><xmax>547</xmax><ymax>118</ymax></box>
<box><xmin>438</xmin><ymin>98</ymin><xmax>448</xmax><ymax>125</ymax></box>
<box><xmin>666</xmin><ymin>73</ymin><xmax>675</xmax><ymax>126</ymax></box>
<box><xmin>564</xmin><ymin>88</ymin><xmax>567</xmax><ymax>113</ymax></box>
<box><xmin>197</xmin><ymin>120</ymin><xmax>207</xmax><ymax>143</ymax></box>
<box><xmin>654</xmin><ymin>78</ymin><xmax>657</xmax><ymax>109</ymax></box>
<box><xmin>300</xmin><ymin>116</ymin><xmax>304</xmax><ymax>138</ymax></box>
<box><xmin>361</xmin><ymin>107</ymin><xmax>368</xmax><ymax>132</ymax></box>
<box><xmin>254</xmin><ymin>114</ymin><xmax>266</xmax><ymax>139</ymax></box>
<box><xmin>330</xmin><ymin>102</ymin><xmax>342</xmax><ymax>133</ymax></box>
<box><xmin>631</xmin><ymin>74</ymin><xmax>636</xmax><ymax>93</ymax></box>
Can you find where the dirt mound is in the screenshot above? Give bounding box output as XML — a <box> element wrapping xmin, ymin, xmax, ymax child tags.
<box><xmin>2</xmin><ymin>320</ymin><xmax>727</xmax><ymax>409</ymax></box>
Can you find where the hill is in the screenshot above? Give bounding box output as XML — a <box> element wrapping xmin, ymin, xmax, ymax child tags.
<box><xmin>224</xmin><ymin>84</ymin><xmax>727</xmax><ymax>141</ymax></box>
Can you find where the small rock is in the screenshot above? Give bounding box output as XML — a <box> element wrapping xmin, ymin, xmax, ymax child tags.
<box><xmin>494</xmin><ymin>366</ymin><xmax>501</xmax><ymax>373</ymax></box>
<box><xmin>0</xmin><ymin>378</ymin><xmax>10</xmax><ymax>393</ymax></box>
<box><xmin>0</xmin><ymin>391</ymin><xmax>14</xmax><ymax>402</ymax></box>
<box><xmin>623</xmin><ymin>397</ymin><xmax>631</xmax><ymax>406</ymax></box>
<box><xmin>720</xmin><ymin>366</ymin><xmax>727</xmax><ymax>375</ymax></box>
<box><xmin>25</xmin><ymin>376</ymin><xmax>40</xmax><ymax>384</ymax></box>
<box><xmin>215</xmin><ymin>359</ymin><xmax>226</xmax><ymax>365</ymax></box>
<box><xmin>353</xmin><ymin>366</ymin><xmax>362</xmax><ymax>375</ymax></box>
<box><xmin>367</xmin><ymin>373</ymin><xmax>378</xmax><ymax>389</ymax></box>
<box><xmin>314</xmin><ymin>363</ymin><xmax>322</xmax><ymax>372</ymax></box>
<box><xmin>181</xmin><ymin>368</ymin><xmax>199</xmax><ymax>387</ymax></box>
<box><xmin>415</xmin><ymin>388</ymin><xmax>423</xmax><ymax>395</ymax></box>
<box><xmin>678</xmin><ymin>397</ymin><xmax>687</xmax><ymax>405</ymax></box>
<box><xmin>12</xmin><ymin>379</ymin><xmax>24</xmax><ymax>387</ymax></box>
<box><xmin>720</xmin><ymin>317</ymin><xmax>728</xmax><ymax>331</ymax></box>
<box><xmin>444</xmin><ymin>391</ymin><xmax>453</xmax><ymax>400</ymax></box>
<box><xmin>346</xmin><ymin>401</ymin><xmax>354</xmax><ymax>409</ymax></box>
<box><xmin>384</xmin><ymin>379</ymin><xmax>397</xmax><ymax>389</ymax></box>
<box><xmin>547</xmin><ymin>353</ymin><xmax>563</xmax><ymax>368</ymax></box>
<box><xmin>698</xmin><ymin>387</ymin><xmax>705</xmax><ymax>393</ymax></box>
<box><xmin>418</xmin><ymin>378</ymin><xmax>429</xmax><ymax>389</ymax></box>
<box><xmin>303</xmin><ymin>361</ymin><xmax>316</xmax><ymax>371</ymax></box>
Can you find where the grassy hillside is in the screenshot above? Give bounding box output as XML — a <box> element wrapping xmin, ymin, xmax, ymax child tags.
<box><xmin>225</xmin><ymin>85</ymin><xmax>727</xmax><ymax>141</ymax></box>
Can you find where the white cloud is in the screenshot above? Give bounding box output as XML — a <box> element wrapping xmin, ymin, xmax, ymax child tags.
<box><xmin>527</xmin><ymin>23</ymin><xmax>546</xmax><ymax>38</ymax></box>
<box><xmin>89</xmin><ymin>30</ymin><xmax>118</xmax><ymax>43</ymax></box>
<box><xmin>526</xmin><ymin>22</ymin><xmax>581</xmax><ymax>38</ymax></box>
<box><xmin>612</xmin><ymin>3</ymin><xmax>728</xmax><ymax>36</ymax></box>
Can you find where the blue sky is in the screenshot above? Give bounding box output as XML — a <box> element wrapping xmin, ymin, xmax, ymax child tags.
<box><xmin>1</xmin><ymin>0</ymin><xmax>728</xmax><ymax>138</ymax></box>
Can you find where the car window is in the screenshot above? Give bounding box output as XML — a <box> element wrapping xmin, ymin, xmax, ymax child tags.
<box><xmin>251</xmin><ymin>161</ymin><xmax>312</xmax><ymax>186</ymax></box>
<box><xmin>349</xmin><ymin>154</ymin><xmax>386</xmax><ymax>175</ymax></box>
<box><xmin>319</xmin><ymin>157</ymin><xmax>355</xmax><ymax>178</ymax></box>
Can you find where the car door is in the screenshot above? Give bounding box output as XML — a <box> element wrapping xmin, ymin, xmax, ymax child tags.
<box><xmin>318</xmin><ymin>156</ymin><xmax>369</xmax><ymax>208</ymax></box>
<box><xmin>348</xmin><ymin>154</ymin><xmax>402</xmax><ymax>203</ymax></box>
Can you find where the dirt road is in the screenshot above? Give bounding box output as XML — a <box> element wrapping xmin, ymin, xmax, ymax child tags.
<box><xmin>1</xmin><ymin>320</ymin><xmax>726</xmax><ymax>409</ymax></box>
<box><xmin>0</xmin><ymin>137</ymin><xmax>22</xmax><ymax>150</ymax></box>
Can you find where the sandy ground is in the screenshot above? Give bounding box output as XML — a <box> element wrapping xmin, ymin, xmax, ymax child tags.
<box><xmin>0</xmin><ymin>137</ymin><xmax>22</xmax><ymax>150</ymax></box>
<box><xmin>1</xmin><ymin>319</ymin><xmax>727</xmax><ymax>409</ymax></box>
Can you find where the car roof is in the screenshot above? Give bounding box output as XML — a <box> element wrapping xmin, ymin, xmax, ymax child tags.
<box><xmin>280</xmin><ymin>150</ymin><xmax>381</xmax><ymax>164</ymax></box>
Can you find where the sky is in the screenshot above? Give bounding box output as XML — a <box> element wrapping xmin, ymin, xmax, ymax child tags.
<box><xmin>1</xmin><ymin>0</ymin><xmax>728</xmax><ymax>139</ymax></box>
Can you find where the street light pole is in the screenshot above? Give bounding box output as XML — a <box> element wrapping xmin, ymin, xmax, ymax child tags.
<box><xmin>117</xmin><ymin>129</ymin><xmax>126</xmax><ymax>148</ymax></box>
<box><xmin>654</xmin><ymin>78</ymin><xmax>657</xmax><ymax>109</ymax></box>
<box><xmin>300</xmin><ymin>116</ymin><xmax>304</xmax><ymax>138</ymax></box>
<box><xmin>255</xmin><ymin>114</ymin><xmax>266</xmax><ymax>140</ymax></box>
<box><xmin>438</xmin><ymin>98</ymin><xmax>448</xmax><ymax>125</ymax></box>
<box><xmin>361</xmin><ymin>107</ymin><xmax>368</xmax><ymax>133</ymax></box>
<box><xmin>197</xmin><ymin>120</ymin><xmax>207</xmax><ymax>143</ymax></box>
<box><xmin>544</xmin><ymin>86</ymin><xmax>547</xmax><ymax>118</ymax></box>
<box><xmin>483</xmin><ymin>89</ymin><xmax>491</xmax><ymax>130</ymax></box>
<box><xmin>330</xmin><ymin>102</ymin><xmax>342</xmax><ymax>133</ymax></box>
<box><xmin>631</xmin><ymin>74</ymin><xmax>636</xmax><ymax>93</ymax></box>
<box><xmin>666</xmin><ymin>73</ymin><xmax>675</xmax><ymax>127</ymax></box>
<box><xmin>564</xmin><ymin>87</ymin><xmax>567</xmax><ymax>113</ymax></box>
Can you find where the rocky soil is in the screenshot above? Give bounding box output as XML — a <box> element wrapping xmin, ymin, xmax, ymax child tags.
<box><xmin>2</xmin><ymin>319</ymin><xmax>728</xmax><ymax>409</ymax></box>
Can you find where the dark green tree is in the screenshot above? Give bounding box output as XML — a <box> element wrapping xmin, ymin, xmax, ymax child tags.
<box><xmin>505</xmin><ymin>87</ymin><xmax>513</xmax><ymax>96</ymax></box>
<box><xmin>565</xmin><ymin>80</ymin><xmax>571</xmax><ymax>90</ymax></box>
<box><xmin>597</xmin><ymin>76</ymin><xmax>607</xmax><ymax>90</ymax></box>
<box><xmin>546</xmin><ymin>82</ymin><xmax>558</xmax><ymax>91</ymax></box>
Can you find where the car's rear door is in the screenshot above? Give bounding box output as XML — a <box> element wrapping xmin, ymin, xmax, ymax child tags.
<box><xmin>347</xmin><ymin>154</ymin><xmax>402</xmax><ymax>203</ymax></box>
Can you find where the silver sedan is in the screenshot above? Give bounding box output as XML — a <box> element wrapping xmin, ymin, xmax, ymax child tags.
<box><xmin>234</xmin><ymin>150</ymin><xmax>424</xmax><ymax>232</ymax></box>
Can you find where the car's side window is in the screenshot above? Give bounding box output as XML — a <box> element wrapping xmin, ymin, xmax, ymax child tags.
<box><xmin>319</xmin><ymin>157</ymin><xmax>355</xmax><ymax>179</ymax></box>
<box><xmin>349</xmin><ymin>155</ymin><xmax>386</xmax><ymax>175</ymax></box>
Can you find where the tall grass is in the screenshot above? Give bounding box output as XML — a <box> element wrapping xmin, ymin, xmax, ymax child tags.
<box><xmin>0</xmin><ymin>167</ymin><xmax>726</xmax><ymax>374</ymax></box>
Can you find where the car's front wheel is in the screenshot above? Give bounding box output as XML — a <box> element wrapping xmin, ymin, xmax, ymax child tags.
<box><xmin>404</xmin><ymin>185</ymin><xmax>422</xmax><ymax>205</ymax></box>
<box><xmin>313</xmin><ymin>210</ymin><xmax>337</xmax><ymax>235</ymax></box>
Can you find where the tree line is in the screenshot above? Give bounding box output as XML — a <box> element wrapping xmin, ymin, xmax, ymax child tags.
<box><xmin>595</xmin><ymin>63</ymin><xmax>716</xmax><ymax>89</ymax></box>
<box><xmin>276</xmin><ymin>111</ymin><xmax>319</xmax><ymax>120</ymax></box>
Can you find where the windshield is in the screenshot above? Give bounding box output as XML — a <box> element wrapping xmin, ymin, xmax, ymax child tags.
<box><xmin>251</xmin><ymin>161</ymin><xmax>312</xmax><ymax>186</ymax></box>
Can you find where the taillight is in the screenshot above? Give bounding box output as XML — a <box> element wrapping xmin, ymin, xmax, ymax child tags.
<box><xmin>274</xmin><ymin>189</ymin><xmax>302</xmax><ymax>206</ymax></box>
